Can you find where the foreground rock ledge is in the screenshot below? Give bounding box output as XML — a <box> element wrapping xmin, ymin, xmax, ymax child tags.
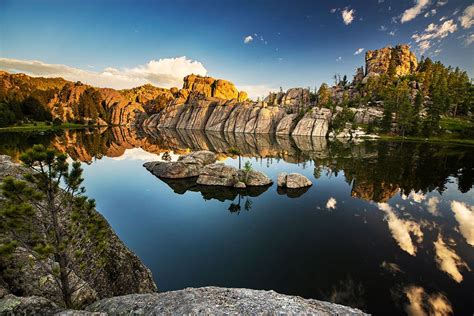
<box><xmin>85</xmin><ymin>287</ymin><xmax>367</xmax><ymax>315</ymax></box>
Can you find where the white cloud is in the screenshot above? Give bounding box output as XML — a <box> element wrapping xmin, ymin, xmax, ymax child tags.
<box><xmin>0</xmin><ymin>56</ymin><xmax>207</xmax><ymax>89</ymax></box>
<box><xmin>244</xmin><ymin>35</ymin><xmax>254</xmax><ymax>44</ymax></box>
<box><xmin>326</xmin><ymin>197</ymin><xmax>337</xmax><ymax>210</ymax></box>
<box><xmin>434</xmin><ymin>234</ymin><xmax>470</xmax><ymax>282</ymax></box>
<box><xmin>336</xmin><ymin>56</ymin><xmax>342</xmax><ymax>62</ymax></box>
<box><xmin>389</xmin><ymin>31</ymin><xmax>396</xmax><ymax>36</ymax></box>
<box><xmin>354</xmin><ymin>48</ymin><xmax>365</xmax><ymax>55</ymax></box>
<box><xmin>236</xmin><ymin>84</ymin><xmax>276</xmax><ymax>100</ymax></box>
<box><xmin>465</xmin><ymin>33</ymin><xmax>474</xmax><ymax>45</ymax></box>
<box><xmin>378</xmin><ymin>203</ymin><xmax>423</xmax><ymax>255</ymax></box>
<box><xmin>412</xmin><ymin>19</ymin><xmax>458</xmax><ymax>53</ymax></box>
<box><xmin>426</xmin><ymin>196</ymin><xmax>440</xmax><ymax>216</ymax></box>
<box><xmin>401</xmin><ymin>0</ymin><xmax>430</xmax><ymax>23</ymax></box>
<box><xmin>459</xmin><ymin>4</ymin><xmax>474</xmax><ymax>29</ymax></box>
<box><xmin>451</xmin><ymin>201</ymin><xmax>474</xmax><ymax>246</ymax></box>
<box><xmin>379</xmin><ymin>25</ymin><xmax>388</xmax><ymax>31</ymax></box>
<box><xmin>404</xmin><ymin>190</ymin><xmax>426</xmax><ymax>203</ymax></box>
<box><xmin>330</xmin><ymin>8</ymin><xmax>338</xmax><ymax>14</ymax></box>
<box><xmin>341</xmin><ymin>8</ymin><xmax>355</xmax><ymax>25</ymax></box>
<box><xmin>440</xmin><ymin>15</ymin><xmax>448</xmax><ymax>21</ymax></box>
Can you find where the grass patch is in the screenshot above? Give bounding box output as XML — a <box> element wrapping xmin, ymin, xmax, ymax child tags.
<box><xmin>439</xmin><ymin>117</ymin><xmax>474</xmax><ymax>131</ymax></box>
<box><xmin>0</xmin><ymin>122</ymin><xmax>97</xmax><ymax>132</ymax></box>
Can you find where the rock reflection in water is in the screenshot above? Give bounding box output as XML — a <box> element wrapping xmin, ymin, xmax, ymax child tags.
<box><xmin>159</xmin><ymin>177</ymin><xmax>270</xmax><ymax>203</ymax></box>
<box><xmin>1</xmin><ymin>126</ymin><xmax>472</xmax><ymax>205</ymax></box>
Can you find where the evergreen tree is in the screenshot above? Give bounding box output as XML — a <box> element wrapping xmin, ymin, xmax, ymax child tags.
<box><xmin>0</xmin><ymin>145</ymin><xmax>108</xmax><ymax>308</ymax></box>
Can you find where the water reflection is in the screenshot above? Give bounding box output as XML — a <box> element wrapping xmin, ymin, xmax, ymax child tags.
<box><xmin>159</xmin><ymin>177</ymin><xmax>270</xmax><ymax>203</ymax></box>
<box><xmin>0</xmin><ymin>127</ymin><xmax>473</xmax><ymax>315</ymax></box>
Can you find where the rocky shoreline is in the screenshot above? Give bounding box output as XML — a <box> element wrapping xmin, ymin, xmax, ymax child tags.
<box><xmin>1</xmin><ymin>287</ymin><xmax>368</xmax><ymax>315</ymax></box>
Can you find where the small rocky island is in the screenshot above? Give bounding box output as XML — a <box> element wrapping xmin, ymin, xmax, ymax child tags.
<box><xmin>144</xmin><ymin>150</ymin><xmax>313</xmax><ymax>194</ymax></box>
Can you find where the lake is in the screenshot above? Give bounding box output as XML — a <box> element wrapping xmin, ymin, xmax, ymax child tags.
<box><xmin>0</xmin><ymin>127</ymin><xmax>473</xmax><ymax>315</ymax></box>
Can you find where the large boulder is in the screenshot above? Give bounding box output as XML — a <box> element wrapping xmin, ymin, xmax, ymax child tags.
<box><xmin>0</xmin><ymin>294</ymin><xmax>60</xmax><ymax>315</ymax></box>
<box><xmin>278</xmin><ymin>172</ymin><xmax>312</xmax><ymax>189</ymax></box>
<box><xmin>86</xmin><ymin>287</ymin><xmax>368</xmax><ymax>315</ymax></box>
<box><xmin>239</xmin><ymin>170</ymin><xmax>273</xmax><ymax>186</ymax></box>
<box><xmin>183</xmin><ymin>74</ymin><xmax>246</xmax><ymax>101</ymax></box>
<box><xmin>144</xmin><ymin>151</ymin><xmax>217</xmax><ymax>179</ymax></box>
<box><xmin>197</xmin><ymin>163</ymin><xmax>239</xmax><ymax>187</ymax></box>
<box><xmin>178</xmin><ymin>150</ymin><xmax>217</xmax><ymax>166</ymax></box>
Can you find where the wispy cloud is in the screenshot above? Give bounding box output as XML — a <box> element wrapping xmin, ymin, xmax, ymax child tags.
<box><xmin>342</xmin><ymin>8</ymin><xmax>355</xmax><ymax>25</ymax></box>
<box><xmin>465</xmin><ymin>33</ymin><xmax>474</xmax><ymax>45</ymax></box>
<box><xmin>236</xmin><ymin>84</ymin><xmax>276</xmax><ymax>100</ymax></box>
<box><xmin>401</xmin><ymin>0</ymin><xmax>430</xmax><ymax>23</ymax></box>
<box><xmin>459</xmin><ymin>4</ymin><xmax>474</xmax><ymax>29</ymax></box>
<box><xmin>451</xmin><ymin>201</ymin><xmax>474</xmax><ymax>246</ymax></box>
<box><xmin>244</xmin><ymin>35</ymin><xmax>254</xmax><ymax>44</ymax></box>
<box><xmin>378</xmin><ymin>203</ymin><xmax>423</xmax><ymax>255</ymax></box>
<box><xmin>379</xmin><ymin>25</ymin><xmax>388</xmax><ymax>31</ymax></box>
<box><xmin>0</xmin><ymin>56</ymin><xmax>208</xmax><ymax>89</ymax></box>
<box><xmin>412</xmin><ymin>19</ymin><xmax>458</xmax><ymax>53</ymax></box>
<box><xmin>434</xmin><ymin>234</ymin><xmax>470</xmax><ymax>283</ymax></box>
<box><xmin>354</xmin><ymin>48</ymin><xmax>365</xmax><ymax>55</ymax></box>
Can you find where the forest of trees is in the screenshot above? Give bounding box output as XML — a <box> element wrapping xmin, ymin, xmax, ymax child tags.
<box><xmin>316</xmin><ymin>57</ymin><xmax>473</xmax><ymax>137</ymax></box>
<box><xmin>0</xmin><ymin>81</ymin><xmax>107</xmax><ymax>127</ymax></box>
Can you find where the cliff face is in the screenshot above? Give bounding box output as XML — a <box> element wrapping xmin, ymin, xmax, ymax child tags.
<box><xmin>183</xmin><ymin>74</ymin><xmax>248</xmax><ymax>102</ymax></box>
<box><xmin>0</xmin><ymin>155</ymin><xmax>157</xmax><ymax>307</ymax></box>
<box><xmin>365</xmin><ymin>44</ymin><xmax>418</xmax><ymax>77</ymax></box>
<box><xmin>0</xmin><ymin>72</ymin><xmax>146</xmax><ymax>126</ymax></box>
<box><xmin>143</xmin><ymin>97</ymin><xmax>335</xmax><ymax>137</ymax></box>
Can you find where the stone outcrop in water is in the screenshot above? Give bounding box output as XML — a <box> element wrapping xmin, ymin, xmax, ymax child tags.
<box><xmin>278</xmin><ymin>172</ymin><xmax>312</xmax><ymax>189</ymax></box>
<box><xmin>0</xmin><ymin>155</ymin><xmax>157</xmax><ymax>307</ymax></box>
<box><xmin>144</xmin><ymin>150</ymin><xmax>272</xmax><ymax>188</ymax></box>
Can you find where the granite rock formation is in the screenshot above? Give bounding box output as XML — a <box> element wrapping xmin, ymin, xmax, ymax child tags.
<box><xmin>278</xmin><ymin>172</ymin><xmax>313</xmax><ymax>189</ymax></box>
<box><xmin>365</xmin><ymin>44</ymin><xmax>418</xmax><ymax>77</ymax></box>
<box><xmin>85</xmin><ymin>287</ymin><xmax>367</xmax><ymax>315</ymax></box>
<box><xmin>145</xmin><ymin>150</ymin><xmax>272</xmax><ymax>187</ymax></box>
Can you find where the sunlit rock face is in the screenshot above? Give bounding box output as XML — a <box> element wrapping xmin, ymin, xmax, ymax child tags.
<box><xmin>365</xmin><ymin>44</ymin><xmax>418</xmax><ymax>77</ymax></box>
<box><xmin>183</xmin><ymin>74</ymin><xmax>247</xmax><ymax>102</ymax></box>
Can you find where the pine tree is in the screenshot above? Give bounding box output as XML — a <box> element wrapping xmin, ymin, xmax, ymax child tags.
<box><xmin>0</xmin><ymin>145</ymin><xmax>108</xmax><ymax>308</ymax></box>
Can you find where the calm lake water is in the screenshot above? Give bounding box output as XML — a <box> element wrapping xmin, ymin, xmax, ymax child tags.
<box><xmin>1</xmin><ymin>127</ymin><xmax>473</xmax><ymax>315</ymax></box>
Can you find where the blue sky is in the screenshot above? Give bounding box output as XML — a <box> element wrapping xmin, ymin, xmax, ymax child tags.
<box><xmin>0</xmin><ymin>0</ymin><xmax>473</xmax><ymax>98</ymax></box>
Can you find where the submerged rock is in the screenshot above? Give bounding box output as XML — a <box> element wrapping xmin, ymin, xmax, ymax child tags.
<box><xmin>85</xmin><ymin>287</ymin><xmax>368</xmax><ymax>315</ymax></box>
<box><xmin>239</xmin><ymin>170</ymin><xmax>273</xmax><ymax>186</ymax></box>
<box><xmin>278</xmin><ymin>172</ymin><xmax>312</xmax><ymax>189</ymax></box>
